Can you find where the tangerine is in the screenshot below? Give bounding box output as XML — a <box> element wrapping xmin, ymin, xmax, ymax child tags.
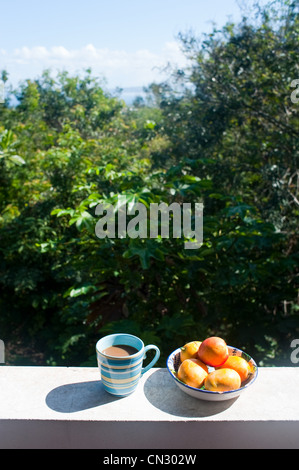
<box><xmin>177</xmin><ymin>358</ymin><xmax>208</xmax><ymax>388</ymax></box>
<box><xmin>197</xmin><ymin>336</ymin><xmax>229</xmax><ymax>367</ymax></box>
<box><xmin>204</xmin><ymin>368</ymin><xmax>241</xmax><ymax>392</ymax></box>
<box><xmin>180</xmin><ymin>341</ymin><xmax>202</xmax><ymax>362</ymax></box>
<box><xmin>216</xmin><ymin>355</ymin><xmax>251</xmax><ymax>382</ymax></box>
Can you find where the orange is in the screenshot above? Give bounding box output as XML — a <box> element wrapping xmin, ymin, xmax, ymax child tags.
<box><xmin>204</xmin><ymin>368</ymin><xmax>241</xmax><ymax>392</ymax></box>
<box><xmin>180</xmin><ymin>341</ymin><xmax>202</xmax><ymax>362</ymax></box>
<box><xmin>216</xmin><ymin>355</ymin><xmax>251</xmax><ymax>382</ymax></box>
<box><xmin>177</xmin><ymin>358</ymin><xmax>208</xmax><ymax>388</ymax></box>
<box><xmin>197</xmin><ymin>336</ymin><xmax>229</xmax><ymax>367</ymax></box>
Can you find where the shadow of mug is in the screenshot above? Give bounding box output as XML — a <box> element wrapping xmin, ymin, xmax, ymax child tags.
<box><xmin>45</xmin><ymin>380</ymin><xmax>121</xmax><ymax>413</ymax></box>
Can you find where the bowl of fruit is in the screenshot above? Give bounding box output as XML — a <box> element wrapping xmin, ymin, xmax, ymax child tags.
<box><xmin>167</xmin><ymin>336</ymin><xmax>258</xmax><ymax>401</ymax></box>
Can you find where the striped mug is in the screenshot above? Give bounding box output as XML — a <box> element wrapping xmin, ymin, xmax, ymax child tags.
<box><xmin>96</xmin><ymin>333</ymin><xmax>160</xmax><ymax>396</ymax></box>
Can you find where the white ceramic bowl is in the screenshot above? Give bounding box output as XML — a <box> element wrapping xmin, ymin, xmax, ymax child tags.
<box><xmin>167</xmin><ymin>345</ymin><xmax>258</xmax><ymax>402</ymax></box>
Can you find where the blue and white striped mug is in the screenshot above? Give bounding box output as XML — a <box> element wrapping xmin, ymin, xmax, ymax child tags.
<box><xmin>96</xmin><ymin>333</ymin><xmax>160</xmax><ymax>396</ymax></box>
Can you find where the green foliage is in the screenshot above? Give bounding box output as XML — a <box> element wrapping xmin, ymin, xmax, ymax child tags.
<box><xmin>0</xmin><ymin>1</ymin><xmax>298</xmax><ymax>367</ymax></box>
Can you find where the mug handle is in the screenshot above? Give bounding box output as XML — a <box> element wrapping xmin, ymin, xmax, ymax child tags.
<box><xmin>141</xmin><ymin>345</ymin><xmax>160</xmax><ymax>375</ymax></box>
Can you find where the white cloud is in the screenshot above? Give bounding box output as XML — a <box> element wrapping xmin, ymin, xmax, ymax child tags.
<box><xmin>0</xmin><ymin>42</ymin><xmax>187</xmax><ymax>88</ymax></box>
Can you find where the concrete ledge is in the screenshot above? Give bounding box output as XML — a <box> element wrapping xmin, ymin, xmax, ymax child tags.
<box><xmin>0</xmin><ymin>366</ymin><xmax>299</xmax><ymax>449</ymax></box>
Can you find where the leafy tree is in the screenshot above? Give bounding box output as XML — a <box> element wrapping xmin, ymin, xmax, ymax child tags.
<box><xmin>0</xmin><ymin>0</ymin><xmax>298</xmax><ymax>367</ymax></box>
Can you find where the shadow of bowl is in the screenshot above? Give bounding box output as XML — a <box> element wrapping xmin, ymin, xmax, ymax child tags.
<box><xmin>143</xmin><ymin>369</ymin><xmax>238</xmax><ymax>418</ymax></box>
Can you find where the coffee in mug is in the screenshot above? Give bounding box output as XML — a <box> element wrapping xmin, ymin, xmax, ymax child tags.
<box><xmin>96</xmin><ymin>333</ymin><xmax>160</xmax><ymax>396</ymax></box>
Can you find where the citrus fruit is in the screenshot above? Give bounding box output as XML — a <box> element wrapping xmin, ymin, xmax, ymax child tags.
<box><xmin>204</xmin><ymin>368</ymin><xmax>241</xmax><ymax>392</ymax></box>
<box><xmin>177</xmin><ymin>358</ymin><xmax>208</xmax><ymax>388</ymax></box>
<box><xmin>197</xmin><ymin>336</ymin><xmax>229</xmax><ymax>367</ymax></box>
<box><xmin>216</xmin><ymin>355</ymin><xmax>251</xmax><ymax>382</ymax></box>
<box><xmin>180</xmin><ymin>341</ymin><xmax>202</xmax><ymax>362</ymax></box>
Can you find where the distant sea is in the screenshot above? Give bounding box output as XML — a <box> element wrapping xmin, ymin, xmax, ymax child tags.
<box><xmin>109</xmin><ymin>86</ymin><xmax>147</xmax><ymax>105</ymax></box>
<box><xmin>5</xmin><ymin>85</ymin><xmax>148</xmax><ymax>107</ymax></box>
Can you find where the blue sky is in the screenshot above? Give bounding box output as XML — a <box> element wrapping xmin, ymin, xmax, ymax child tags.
<box><xmin>0</xmin><ymin>0</ymin><xmax>263</xmax><ymax>90</ymax></box>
